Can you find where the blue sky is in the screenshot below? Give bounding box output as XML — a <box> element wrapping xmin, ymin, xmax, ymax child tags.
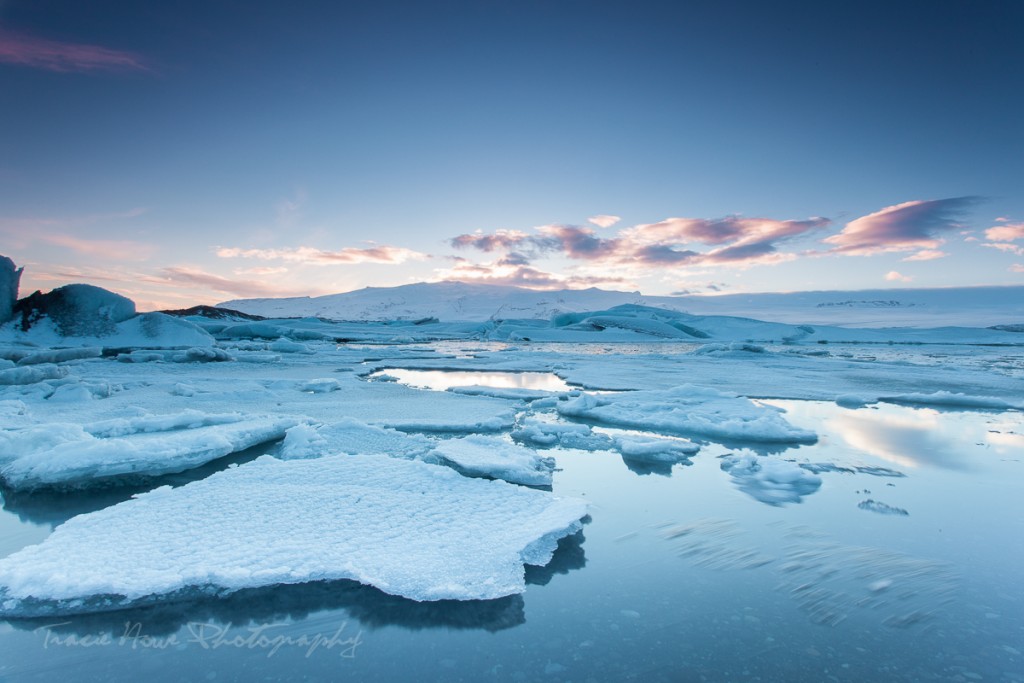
<box><xmin>1</xmin><ymin>0</ymin><xmax>1022</xmax><ymax>309</ymax></box>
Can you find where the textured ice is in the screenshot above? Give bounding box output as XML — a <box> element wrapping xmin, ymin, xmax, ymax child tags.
<box><xmin>719</xmin><ymin>454</ymin><xmax>823</xmax><ymax>505</ymax></box>
<box><xmin>281</xmin><ymin>418</ymin><xmax>436</xmax><ymax>461</ymax></box>
<box><xmin>268</xmin><ymin>338</ymin><xmax>314</xmax><ymax>354</ymax></box>
<box><xmin>0</xmin><ymin>364</ymin><xmax>67</xmax><ymax>385</ymax></box>
<box><xmin>432</xmin><ymin>435</ymin><xmax>557</xmax><ymax>486</ymax></box>
<box><xmin>611</xmin><ymin>434</ymin><xmax>699</xmax><ymax>463</ymax></box>
<box><xmin>16</xmin><ymin>347</ymin><xmax>102</xmax><ymax>365</ymax></box>
<box><xmin>557</xmin><ymin>386</ymin><xmax>817</xmax><ymax>443</ymax></box>
<box><xmin>0</xmin><ymin>453</ymin><xmax>588</xmax><ymax>615</ymax></box>
<box><xmin>0</xmin><ymin>412</ymin><xmax>298</xmax><ymax>490</ymax></box>
<box><xmin>448</xmin><ymin>385</ymin><xmax>560</xmax><ymax>401</ymax></box>
<box><xmin>511</xmin><ymin>418</ymin><xmax>614</xmax><ymax>451</ymax></box>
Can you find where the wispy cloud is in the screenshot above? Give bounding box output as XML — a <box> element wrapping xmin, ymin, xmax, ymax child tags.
<box><xmin>450</xmin><ymin>214</ymin><xmax>828</xmax><ymax>271</ymax></box>
<box><xmin>434</xmin><ymin>257</ymin><xmax>633</xmax><ymax>290</ymax></box>
<box><xmin>159</xmin><ymin>267</ymin><xmax>324</xmax><ymax>299</ymax></box>
<box><xmin>1011</xmin><ymin>264</ymin><xmax>1024</xmax><ymax>273</ymax></box>
<box><xmin>39</xmin><ymin>233</ymin><xmax>155</xmax><ymax>260</ymax></box>
<box><xmin>885</xmin><ymin>270</ymin><xmax>913</xmax><ymax>282</ymax></box>
<box><xmin>216</xmin><ymin>245</ymin><xmax>429</xmax><ymax>265</ymax></box>
<box><xmin>0</xmin><ymin>29</ymin><xmax>150</xmax><ymax>74</ymax></box>
<box><xmin>901</xmin><ymin>249</ymin><xmax>947</xmax><ymax>262</ymax></box>
<box><xmin>825</xmin><ymin>197</ymin><xmax>982</xmax><ymax>256</ymax></box>
<box><xmin>588</xmin><ymin>215</ymin><xmax>621</xmax><ymax>228</ymax></box>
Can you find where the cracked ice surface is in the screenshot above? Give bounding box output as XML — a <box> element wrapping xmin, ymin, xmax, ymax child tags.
<box><xmin>0</xmin><ymin>453</ymin><xmax>588</xmax><ymax>616</ymax></box>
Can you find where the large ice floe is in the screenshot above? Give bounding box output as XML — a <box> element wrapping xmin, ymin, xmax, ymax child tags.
<box><xmin>0</xmin><ymin>411</ymin><xmax>298</xmax><ymax>490</ymax></box>
<box><xmin>556</xmin><ymin>385</ymin><xmax>818</xmax><ymax>444</ymax></box>
<box><xmin>0</xmin><ymin>453</ymin><xmax>588</xmax><ymax>616</ymax></box>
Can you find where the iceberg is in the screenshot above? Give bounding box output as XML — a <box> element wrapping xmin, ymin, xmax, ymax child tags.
<box><xmin>0</xmin><ymin>453</ymin><xmax>588</xmax><ymax>616</ymax></box>
<box><xmin>557</xmin><ymin>385</ymin><xmax>817</xmax><ymax>443</ymax></box>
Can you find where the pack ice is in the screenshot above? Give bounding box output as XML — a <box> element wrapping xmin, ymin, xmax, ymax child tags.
<box><xmin>0</xmin><ymin>453</ymin><xmax>588</xmax><ymax>616</ymax></box>
<box><xmin>557</xmin><ymin>385</ymin><xmax>817</xmax><ymax>443</ymax></box>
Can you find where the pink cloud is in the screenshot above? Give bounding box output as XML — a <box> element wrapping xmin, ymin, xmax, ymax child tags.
<box><xmin>40</xmin><ymin>233</ymin><xmax>155</xmax><ymax>260</ymax></box>
<box><xmin>449</xmin><ymin>230</ymin><xmax>532</xmax><ymax>252</ymax></box>
<box><xmin>825</xmin><ymin>197</ymin><xmax>982</xmax><ymax>255</ymax></box>
<box><xmin>216</xmin><ymin>245</ymin><xmax>429</xmax><ymax>265</ymax></box>
<box><xmin>902</xmin><ymin>249</ymin><xmax>947</xmax><ymax>262</ymax></box>
<box><xmin>985</xmin><ymin>223</ymin><xmax>1024</xmax><ymax>242</ymax></box>
<box><xmin>885</xmin><ymin>271</ymin><xmax>913</xmax><ymax>282</ymax></box>
<box><xmin>0</xmin><ymin>29</ymin><xmax>150</xmax><ymax>74</ymax></box>
<box><xmin>1011</xmin><ymin>264</ymin><xmax>1024</xmax><ymax>273</ymax></box>
<box><xmin>159</xmin><ymin>267</ymin><xmax>327</xmax><ymax>299</ymax></box>
<box><xmin>435</xmin><ymin>259</ymin><xmax>633</xmax><ymax>290</ymax></box>
<box><xmin>588</xmin><ymin>215</ymin><xmax>621</xmax><ymax>228</ymax></box>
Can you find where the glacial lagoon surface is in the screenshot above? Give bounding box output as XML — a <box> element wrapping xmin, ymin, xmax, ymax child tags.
<box><xmin>1</xmin><ymin>396</ymin><xmax>1021</xmax><ymax>682</ymax></box>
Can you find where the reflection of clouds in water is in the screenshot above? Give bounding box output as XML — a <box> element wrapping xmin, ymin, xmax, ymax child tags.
<box><xmin>719</xmin><ymin>453</ymin><xmax>822</xmax><ymax>505</ymax></box>
<box><xmin>986</xmin><ymin>429</ymin><xmax>1024</xmax><ymax>456</ymax></box>
<box><xmin>828</xmin><ymin>408</ymin><xmax>973</xmax><ymax>471</ymax></box>
<box><xmin>374</xmin><ymin>369</ymin><xmax>572</xmax><ymax>392</ymax></box>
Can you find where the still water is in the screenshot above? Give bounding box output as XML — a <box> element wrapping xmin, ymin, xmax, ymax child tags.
<box><xmin>0</xmin><ymin>401</ymin><xmax>1021</xmax><ymax>682</ymax></box>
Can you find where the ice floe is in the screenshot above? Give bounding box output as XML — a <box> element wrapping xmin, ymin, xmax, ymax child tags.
<box><xmin>0</xmin><ymin>411</ymin><xmax>298</xmax><ymax>490</ymax></box>
<box><xmin>432</xmin><ymin>434</ymin><xmax>557</xmax><ymax>486</ymax></box>
<box><xmin>0</xmin><ymin>453</ymin><xmax>588</xmax><ymax>615</ymax></box>
<box><xmin>557</xmin><ymin>385</ymin><xmax>818</xmax><ymax>443</ymax></box>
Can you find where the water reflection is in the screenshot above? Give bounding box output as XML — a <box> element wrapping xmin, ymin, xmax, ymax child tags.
<box><xmin>829</xmin><ymin>408</ymin><xmax>973</xmax><ymax>470</ymax></box>
<box><xmin>369</xmin><ymin>368</ymin><xmax>573</xmax><ymax>392</ymax></box>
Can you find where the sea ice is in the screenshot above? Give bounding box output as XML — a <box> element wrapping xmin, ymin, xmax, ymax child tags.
<box><xmin>0</xmin><ymin>412</ymin><xmax>298</xmax><ymax>490</ymax></box>
<box><xmin>281</xmin><ymin>418</ymin><xmax>436</xmax><ymax>461</ymax></box>
<box><xmin>432</xmin><ymin>434</ymin><xmax>557</xmax><ymax>486</ymax></box>
<box><xmin>611</xmin><ymin>434</ymin><xmax>699</xmax><ymax>463</ymax></box>
<box><xmin>0</xmin><ymin>453</ymin><xmax>588</xmax><ymax>615</ymax></box>
<box><xmin>557</xmin><ymin>385</ymin><xmax>817</xmax><ymax>443</ymax></box>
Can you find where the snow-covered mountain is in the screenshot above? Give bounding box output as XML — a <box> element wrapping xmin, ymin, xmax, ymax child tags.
<box><xmin>220</xmin><ymin>282</ymin><xmax>1024</xmax><ymax>328</ymax></box>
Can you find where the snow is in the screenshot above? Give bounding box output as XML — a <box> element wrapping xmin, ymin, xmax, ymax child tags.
<box><xmin>511</xmin><ymin>418</ymin><xmax>614</xmax><ymax>451</ymax></box>
<box><xmin>432</xmin><ymin>435</ymin><xmax>557</xmax><ymax>486</ymax></box>
<box><xmin>221</xmin><ymin>282</ymin><xmax>1024</xmax><ymax>328</ymax></box>
<box><xmin>719</xmin><ymin>453</ymin><xmax>823</xmax><ymax>505</ymax></box>
<box><xmin>0</xmin><ymin>364</ymin><xmax>67</xmax><ymax>386</ymax></box>
<box><xmin>0</xmin><ymin>412</ymin><xmax>298</xmax><ymax>490</ymax></box>
<box><xmin>0</xmin><ymin>453</ymin><xmax>588</xmax><ymax>615</ymax></box>
<box><xmin>15</xmin><ymin>347</ymin><xmax>102</xmax><ymax>365</ymax></box>
<box><xmin>556</xmin><ymin>386</ymin><xmax>818</xmax><ymax>443</ymax></box>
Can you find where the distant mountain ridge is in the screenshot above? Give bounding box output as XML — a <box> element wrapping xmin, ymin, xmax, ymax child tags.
<box><xmin>220</xmin><ymin>282</ymin><xmax>1024</xmax><ymax>328</ymax></box>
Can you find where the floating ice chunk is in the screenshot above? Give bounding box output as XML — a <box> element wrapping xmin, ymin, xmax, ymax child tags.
<box><xmin>511</xmin><ymin>418</ymin><xmax>614</xmax><ymax>451</ymax></box>
<box><xmin>858</xmin><ymin>499</ymin><xmax>909</xmax><ymax>516</ymax></box>
<box><xmin>557</xmin><ymin>386</ymin><xmax>817</xmax><ymax>443</ymax></box>
<box><xmin>169</xmin><ymin>347</ymin><xmax>234</xmax><ymax>363</ymax></box>
<box><xmin>268</xmin><ymin>338</ymin><xmax>314</xmax><ymax>354</ymax></box>
<box><xmin>16</xmin><ymin>347</ymin><xmax>102</xmax><ymax>366</ymax></box>
<box><xmin>719</xmin><ymin>454</ymin><xmax>822</xmax><ymax>506</ymax></box>
<box><xmin>432</xmin><ymin>435</ymin><xmax>556</xmax><ymax>486</ymax></box>
<box><xmin>298</xmin><ymin>378</ymin><xmax>343</xmax><ymax>393</ymax></box>
<box><xmin>104</xmin><ymin>313</ymin><xmax>214</xmax><ymax>349</ymax></box>
<box><xmin>612</xmin><ymin>434</ymin><xmax>699</xmax><ymax>464</ymax></box>
<box><xmin>0</xmin><ymin>412</ymin><xmax>298</xmax><ymax>490</ymax></box>
<box><xmin>0</xmin><ymin>363</ymin><xmax>67</xmax><ymax>385</ymax></box>
<box><xmin>46</xmin><ymin>382</ymin><xmax>111</xmax><ymax>403</ymax></box>
<box><xmin>835</xmin><ymin>394</ymin><xmax>878</xmax><ymax>409</ymax></box>
<box><xmin>879</xmin><ymin>391</ymin><xmax>1022</xmax><ymax>411</ymax></box>
<box><xmin>281</xmin><ymin>418</ymin><xmax>436</xmax><ymax>461</ymax></box>
<box><xmin>0</xmin><ymin>453</ymin><xmax>588</xmax><ymax>615</ymax></box>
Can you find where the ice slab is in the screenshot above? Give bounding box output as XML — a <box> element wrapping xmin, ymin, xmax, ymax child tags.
<box><xmin>611</xmin><ymin>434</ymin><xmax>699</xmax><ymax>464</ymax></box>
<box><xmin>557</xmin><ymin>385</ymin><xmax>817</xmax><ymax>443</ymax></box>
<box><xmin>0</xmin><ymin>411</ymin><xmax>298</xmax><ymax>490</ymax></box>
<box><xmin>432</xmin><ymin>435</ymin><xmax>557</xmax><ymax>486</ymax></box>
<box><xmin>511</xmin><ymin>418</ymin><xmax>614</xmax><ymax>451</ymax></box>
<box><xmin>879</xmin><ymin>391</ymin><xmax>1023</xmax><ymax>410</ymax></box>
<box><xmin>281</xmin><ymin>418</ymin><xmax>436</xmax><ymax>461</ymax></box>
<box><xmin>0</xmin><ymin>453</ymin><xmax>588</xmax><ymax>616</ymax></box>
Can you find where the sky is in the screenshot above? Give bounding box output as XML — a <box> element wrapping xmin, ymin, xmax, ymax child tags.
<box><xmin>1</xmin><ymin>0</ymin><xmax>1022</xmax><ymax>310</ymax></box>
